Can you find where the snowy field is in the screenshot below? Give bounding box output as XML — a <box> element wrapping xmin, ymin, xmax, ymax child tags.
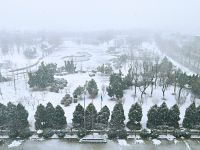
<box><xmin>0</xmin><ymin>40</ymin><xmax>198</xmax><ymax>130</ymax></box>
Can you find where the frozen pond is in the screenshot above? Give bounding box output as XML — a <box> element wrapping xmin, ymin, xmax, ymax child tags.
<box><xmin>1</xmin><ymin>139</ymin><xmax>200</xmax><ymax>150</ymax></box>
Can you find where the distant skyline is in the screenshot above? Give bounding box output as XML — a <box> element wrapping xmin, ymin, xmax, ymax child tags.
<box><xmin>0</xmin><ymin>0</ymin><xmax>199</xmax><ymax>34</ymax></box>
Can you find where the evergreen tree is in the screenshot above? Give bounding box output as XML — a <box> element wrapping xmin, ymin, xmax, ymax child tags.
<box><xmin>196</xmin><ymin>106</ymin><xmax>200</xmax><ymax>127</ymax></box>
<box><xmin>28</xmin><ymin>62</ymin><xmax>55</xmax><ymax>88</ymax></box>
<box><xmin>147</xmin><ymin>105</ymin><xmax>158</xmax><ymax>129</ymax></box>
<box><xmin>54</xmin><ymin>105</ymin><xmax>67</xmax><ymax>129</ymax></box>
<box><xmin>190</xmin><ymin>75</ymin><xmax>200</xmax><ymax>99</ymax></box>
<box><xmin>85</xmin><ymin>103</ymin><xmax>97</xmax><ymax>130</ymax></box>
<box><xmin>97</xmin><ymin>106</ymin><xmax>110</xmax><ymax>126</ymax></box>
<box><xmin>127</xmin><ymin>102</ymin><xmax>142</xmax><ymax>130</ymax></box>
<box><xmin>0</xmin><ymin>103</ymin><xmax>7</xmax><ymax>129</ymax></box>
<box><xmin>183</xmin><ymin>102</ymin><xmax>197</xmax><ymax>129</ymax></box>
<box><xmin>123</xmin><ymin>68</ymin><xmax>133</xmax><ymax>89</ymax></box>
<box><xmin>46</xmin><ymin>102</ymin><xmax>56</xmax><ymax>128</ymax></box>
<box><xmin>157</xmin><ymin>102</ymin><xmax>169</xmax><ymax>126</ymax></box>
<box><xmin>35</xmin><ymin>104</ymin><xmax>47</xmax><ymax>130</ymax></box>
<box><xmin>72</xmin><ymin>104</ymin><xmax>84</xmax><ymax>128</ymax></box>
<box><xmin>109</xmin><ymin>103</ymin><xmax>125</xmax><ymax>130</ymax></box>
<box><xmin>7</xmin><ymin>103</ymin><xmax>29</xmax><ymax>137</ymax></box>
<box><xmin>86</xmin><ymin>79</ymin><xmax>98</xmax><ymax>98</ymax></box>
<box><xmin>73</xmin><ymin>86</ymin><xmax>84</xmax><ymax>98</ymax></box>
<box><xmin>97</xmin><ymin>64</ymin><xmax>113</xmax><ymax>75</ymax></box>
<box><xmin>64</xmin><ymin>60</ymin><xmax>76</xmax><ymax>73</ymax></box>
<box><xmin>168</xmin><ymin>104</ymin><xmax>180</xmax><ymax>128</ymax></box>
<box><xmin>7</xmin><ymin>102</ymin><xmax>17</xmax><ymax>131</ymax></box>
<box><xmin>107</xmin><ymin>73</ymin><xmax>124</xmax><ymax>99</ymax></box>
<box><xmin>15</xmin><ymin>103</ymin><xmax>29</xmax><ymax>130</ymax></box>
<box><xmin>177</xmin><ymin>73</ymin><xmax>188</xmax><ymax>102</ymax></box>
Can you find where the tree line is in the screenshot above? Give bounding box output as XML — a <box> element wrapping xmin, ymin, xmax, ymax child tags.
<box><xmin>106</xmin><ymin>57</ymin><xmax>200</xmax><ymax>104</ymax></box>
<box><xmin>1</xmin><ymin>101</ymin><xmax>200</xmax><ymax>139</ymax></box>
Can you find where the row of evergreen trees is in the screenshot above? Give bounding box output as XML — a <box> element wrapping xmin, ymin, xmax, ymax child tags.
<box><xmin>147</xmin><ymin>103</ymin><xmax>180</xmax><ymax>129</ymax></box>
<box><xmin>183</xmin><ymin>102</ymin><xmax>200</xmax><ymax>129</ymax></box>
<box><xmin>72</xmin><ymin>103</ymin><xmax>110</xmax><ymax>130</ymax></box>
<box><xmin>35</xmin><ymin>102</ymin><xmax>66</xmax><ymax>130</ymax></box>
<box><xmin>72</xmin><ymin>102</ymin><xmax>141</xmax><ymax>131</ymax></box>
<box><xmin>0</xmin><ymin>101</ymin><xmax>199</xmax><ymax>138</ymax></box>
<box><xmin>0</xmin><ymin>102</ymin><xmax>29</xmax><ymax>138</ymax></box>
<box><xmin>72</xmin><ymin>102</ymin><xmax>200</xmax><ymax>131</ymax></box>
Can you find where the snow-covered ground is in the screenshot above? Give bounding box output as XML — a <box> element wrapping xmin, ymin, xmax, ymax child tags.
<box><xmin>8</xmin><ymin>140</ymin><xmax>23</xmax><ymax>148</ymax></box>
<box><xmin>0</xmin><ymin>39</ymin><xmax>198</xmax><ymax>130</ymax></box>
<box><xmin>118</xmin><ymin>139</ymin><xmax>129</xmax><ymax>146</ymax></box>
<box><xmin>152</xmin><ymin>139</ymin><xmax>161</xmax><ymax>146</ymax></box>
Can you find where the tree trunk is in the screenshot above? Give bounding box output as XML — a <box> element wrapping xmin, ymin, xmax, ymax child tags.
<box><xmin>151</xmin><ymin>83</ymin><xmax>154</xmax><ymax>97</ymax></box>
<box><xmin>178</xmin><ymin>87</ymin><xmax>183</xmax><ymax>102</ymax></box>
<box><xmin>134</xmin><ymin>85</ymin><xmax>137</xmax><ymax>96</ymax></box>
<box><xmin>173</xmin><ymin>82</ymin><xmax>177</xmax><ymax>95</ymax></box>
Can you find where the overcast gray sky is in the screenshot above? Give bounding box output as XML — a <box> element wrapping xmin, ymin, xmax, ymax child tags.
<box><xmin>0</xmin><ymin>0</ymin><xmax>199</xmax><ymax>33</ymax></box>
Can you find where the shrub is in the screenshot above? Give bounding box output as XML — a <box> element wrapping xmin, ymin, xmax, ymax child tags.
<box><xmin>182</xmin><ymin>130</ymin><xmax>191</xmax><ymax>139</ymax></box>
<box><xmin>56</xmin><ymin>130</ymin><xmax>66</xmax><ymax>138</ymax></box>
<box><xmin>8</xmin><ymin>129</ymin><xmax>18</xmax><ymax>139</ymax></box>
<box><xmin>150</xmin><ymin>130</ymin><xmax>159</xmax><ymax>139</ymax></box>
<box><xmin>42</xmin><ymin>128</ymin><xmax>54</xmax><ymax>139</ymax></box>
<box><xmin>107</xmin><ymin>130</ymin><xmax>117</xmax><ymax>139</ymax></box>
<box><xmin>127</xmin><ymin>122</ymin><xmax>141</xmax><ymax>130</ymax></box>
<box><xmin>73</xmin><ymin>86</ymin><xmax>84</xmax><ymax>98</ymax></box>
<box><xmin>118</xmin><ymin>130</ymin><xmax>127</xmax><ymax>139</ymax></box>
<box><xmin>77</xmin><ymin>128</ymin><xmax>88</xmax><ymax>138</ymax></box>
<box><xmin>140</xmin><ymin>129</ymin><xmax>151</xmax><ymax>140</ymax></box>
<box><xmin>94</xmin><ymin>123</ymin><xmax>107</xmax><ymax>130</ymax></box>
<box><xmin>18</xmin><ymin>128</ymin><xmax>32</xmax><ymax>139</ymax></box>
<box><xmin>173</xmin><ymin>129</ymin><xmax>182</xmax><ymax>139</ymax></box>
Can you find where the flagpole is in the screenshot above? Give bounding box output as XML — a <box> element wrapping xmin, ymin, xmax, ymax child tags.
<box><xmin>101</xmin><ymin>94</ymin><xmax>103</xmax><ymax>110</ymax></box>
<box><xmin>84</xmin><ymin>90</ymin><xmax>86</xmax><ymax>130</ymax></box>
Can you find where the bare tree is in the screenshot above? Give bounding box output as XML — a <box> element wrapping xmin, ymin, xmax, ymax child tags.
<box><xmin>131</xmin><ymin>60</ymin><xmax>140</xmax><ymax>96</ymax></box>
<box><xmin>138</xmin><ymin>60</ymin><xmax>153</xmax><ymax>99</ymax></box>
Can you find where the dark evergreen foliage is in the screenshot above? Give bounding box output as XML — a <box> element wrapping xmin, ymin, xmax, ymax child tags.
<box><xmin>127</xmin><ymin>102</ymin><xmax>142</xmax><ymax>130</ymax></box>
<box><xmin>85</xmin><ymin>103</ymin><xmax>97</xmax><ymax>130</ymax></box>
<box><xmin>97</xmin><ymin>106</ymin><xmax>110</xmax><ymax>126</ymax></box>
<box><xmin>0</xmin><ymin>103</ymin><xmax>7</xmax><ymax>129</ymax></box>
<box><xmin>86</xmin><ymin>79</ymin><xmax>98</xmax><ymax>98</ymax></box>
<box><xmin>28</xmin><ymin>62</ymin><xmax>56</xmax><ymax>88</ymax></box>
<box><xmin>107</xmin><ymin>73</ymin><xmax>124</xmax><ymax>99</ymax></box>
<box><xmin>73</xmin><ymin>86</ymin><xmax>84</xmax><ymax>98</ymax></box>
<box><xmin>168</xmin><ymin>104</ymin><xmax>180</xmax><ymax>128</ymax></box>
<box><xmin>35</xmin><ymin>104</ymin><xmax>47</xmax><ymax>130</ymax></box>
<box><xmin>183</xmin><ymin>102</ymin><xmax>197</xmax><ymax>129</ymax></box>
<box><xmin>109</xmin><ymin>103</ymin><xmax>125</xmax><ymax>130</ymax></box>
<box><xmin>46</xmin><ymin>102</ymin><xmax>56</xmax><ymax>128</ymax></box>
<box><xmin>7</xmin><ymin>102</ymin><xmax>29</xmax><ymax>138</ymax></box>
<box><xmin>54</xmin><ymin>105</ymin><xmax>67</xmax><ymax>129</ymax></box>
<box><xmin>157</xmin><ymin>102</ymin><xmax>169</xmax><ymax>126</ymax></box>
<box><xmin>147</xmin><ymin>105</ymin><xmax>158</xmax><ymax>129</ymax></box>
<box><xmin>72</xmin><ymin>104</ymin><xmax>84</xmax><ymax>128</ymax></box>
<box><xmin>140</xmin><ymin>129</ymin><xmax>151</xmax><ymax>139</ymax></box>
<box><xmin>64</xmin><ymin>60</ymin><xmax>76</xmax><ymax>73</ymax></box>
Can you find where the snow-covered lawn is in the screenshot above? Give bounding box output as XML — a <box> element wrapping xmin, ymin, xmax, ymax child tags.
<box><xmin>8</xmin><ymin>140</ymin><xmax>23</xmax><ymax>148</ymax></box>
<box><xmin>0</xmin><ymin>40</ymin><xmax>198</xmax><ymax>130</ymax></box>
<box><xmin>134</xmin><ymin>139</ymin><xmax>144</xmax><ymax>144</ymax></box>
<box><xmin>118</xmin><ymin>139</ymin><xmax>129</xmax><ymax>146</ymax></box>
<box><xmin>152</xmin><ymin>139</ymin><xmax>161</xmax><ymax>146</ymax></box>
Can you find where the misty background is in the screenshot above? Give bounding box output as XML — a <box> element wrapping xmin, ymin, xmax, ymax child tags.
<box><xmin>0</xmin><ymin>0</ymin><xmax>199</xmax><ymax>34</ymax></box>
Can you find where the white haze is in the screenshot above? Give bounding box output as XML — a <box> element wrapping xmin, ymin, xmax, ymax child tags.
<box><xmin>0</xmin><ymin>0</ymin><xmax>199</xmax><ymax>34</ymax></box>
